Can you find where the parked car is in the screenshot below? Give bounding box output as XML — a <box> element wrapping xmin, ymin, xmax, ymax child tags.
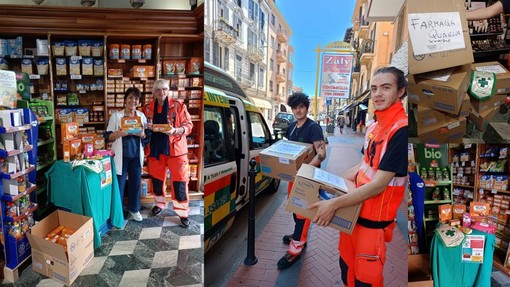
<box><xmin>272</xmin><ymin>112</ymin><xmax>295</xmax><ymax>138</ymax></box>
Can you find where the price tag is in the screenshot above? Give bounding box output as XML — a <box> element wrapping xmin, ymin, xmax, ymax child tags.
<box><xmin>492</xmin><ymin>190</ymin><xmax>498</xmax><ymax>194</ymax></box>
<box><xmin>140</xmin><ymin>77</ymin><xmax>147</xmax><ymax>81</ymax></box>
<box><xmin>10</xmin><ymin>54</ymin><xmax>20</xmax><ymax>59</ymax></box>
<box><xmin>29</xmin><ymin>74</ymin><xmax>41</xmax><ymax>80</ymax></box>
<box><xmin>70</xmin><ymin>75</ymin><xmax>82</xmax><ymax>80</ymax></box>
<box><xmin>117</xmin><ymin>59</ymin><xmax>126</xmax><ymax>63</ymax></box>
<box><xmin>138</xmin><ymin>59</ymin><xmax>146</xmax><ymax>63</ymax></box>
<box><xmin>70</xmin><ymin>56</ymin><xmax>82</xmax><ymax>61</ymax></box>
<box><xmin>23</xmin><ymin>55</ymin><xmax>35</xmax><ymax>59</ymax></box>
<box><xmin>123</xmin><ymin>77</ymin><xmax>130</xmax><ymax>82</ymax></box>
<box><xmin>465</xmin><ymin>144</ymin><xmax>472</xmax><ymax>149</ymax></box>
<box><xmin>79</xmin><ymin>90</ymin><xmax>86</xmax><ymax>94</ymax></box>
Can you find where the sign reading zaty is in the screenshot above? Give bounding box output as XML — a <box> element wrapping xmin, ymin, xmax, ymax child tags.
<box><xmin>408</xmin><ymin>12</ymin><xmax>465</xmax><ymax>55</ymax></box>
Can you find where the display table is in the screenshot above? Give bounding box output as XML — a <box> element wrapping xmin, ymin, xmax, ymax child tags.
<box><xmin>430</xmin><ymin>227</ymin><xmax>495</xmax><ymax>287</ymax></box>
<box><xmin>45</xmin><ymin>157</ymin><xmax>124</xmax><ymax>249</ymax></box>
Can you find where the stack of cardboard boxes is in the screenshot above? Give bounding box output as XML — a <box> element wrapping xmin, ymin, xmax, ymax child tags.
<box><xmin>408</xmin><ymin>0</ymin><xmax>510</xmax><ymax>143</ymax></box>
<box><xmin>408</xmin><ymin>0</ymin><xmax>473</xmax><ymax>143</ymax></box>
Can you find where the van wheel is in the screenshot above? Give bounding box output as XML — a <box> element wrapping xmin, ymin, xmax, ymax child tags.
<box><xmin>266</xmin><ymin>178</ymin><xmax>280</xmax><ymax>194</ymax></box>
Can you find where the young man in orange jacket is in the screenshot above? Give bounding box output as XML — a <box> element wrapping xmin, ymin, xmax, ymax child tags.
<box><xmin>144</xmin><ymin>79</ymin><xmax>194</xmax><ymax>228</ymax></box>
<box><xmin>310</xmin><ymin>67</ymin><xmax>408</xmax><ymax>287</ymax></box>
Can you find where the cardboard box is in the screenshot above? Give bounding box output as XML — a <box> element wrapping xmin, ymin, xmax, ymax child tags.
<box><xmin>468</xmin><ymin>104</ymin><xmax>499</xmax><ymax>131</ymax></box>
<box><xmin>415</xmin><ymin>95</ymin><xmax>468</xmax><ymax>129</ymax></box>
<box><xmin>409</xmin><ymin>64</ymin><xmax>471</xmax><ymax>115</ymax></box>
<box><xmin>130</xmin><ymin>66</ymin><xmax>154</xmax><ymax>78</ymax></box>
<box><xmin>152</xmin><ymin>123</ymin><xmax>172</xmax><ymax>133</ymax></box>
<box><xmin>120</xmin><ymin>116</ymin><xmax>142</xmax><ymax>134</ymax></box>
<box><xmin>407</xmin><ymin>0</ymin><xmax>474</xmax><ymax>74</ymax></box>
<box><xmin>286</xmin><ymin>164</ymin><xmax>360</xmax><ymax>234</ymax></box>
<box><xmin>27</xmin><ymin>210</ymin><xmax>94</xmax><ymax>286</ymax></box>
<box><xmin>259</xmin><ymin>139</ymin><xmax>315</xmax><ymax>181</ymax></box>
<box><xmin>472</xmin><ymin>61</ymin><xmax>510</xmax><ymax>94</ymax></box>
<box><xmin>470</xmin><ymin>93</ymin><xmax>506</xmax><ymax>114</ymax></box>
<box><xmin>418</xmin><ymin>118</ymin><xmax>466</xmax><ymax>143</ymax></box>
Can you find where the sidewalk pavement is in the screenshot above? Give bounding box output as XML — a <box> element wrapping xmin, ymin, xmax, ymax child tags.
<box><xmin>227</xmin><ymin>127</ymin><xmax>408</xmax><ymax>287</ymax></box>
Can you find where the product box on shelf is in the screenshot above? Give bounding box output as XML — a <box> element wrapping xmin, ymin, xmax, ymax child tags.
<box><xmin>286</xmin><ymin>164</ymin><xmax>360</xmax><ymax>234</ymax></box>
<box><xmin>470</xmin><ymin>93</ymin><xmax>506</xmax><ymax>114</ymax></box>
<box><xmin>417</xmin><ymin>118</ymin><xmax>467</xmax><ymax>143</ymax></box>
<box><xmin>472</xmin><ymin>62</ymin><xmax>510</xmax><ymax>94</ymax></box>
<box><xmin>0</xmin><ymin>110</ymin><xmax>23</xmax><ymax>128</ymax></box>
<box><xmin>27</xmin><ymin>210</ymin><xmax>94</xmax><ymax>286</ymax></box>
<box><xmin>130</xmin><ymin>66</ymin><xmax>154</xmax><ymax>78</ymax></box>
<box><xmin>407</xmin><ymin>0</ymin><xmax>474</xmax><ymax>74</ymax></box>
<box><xmin>414</xmin><ymin>95</ymin><xmax>469</xmax><ymax>130</ymax></box>
<box><xmin>0</xmin><ymin>70</ymin><xmax>18</xmax><ymax>109</ymax></box>
<box><xmin>259</xmin><ymin>139</ymin><xmax>315</xmax><ymax>181</ymax></box>
<box><xmin>468</xmin><ymin>105</ymin><xmax>500</xmax><ymax>131</ymax></box>
<box><xmin>409</xmin><ymin>64</ymin><xmax>471</xmax><ymax>115</ymax></box>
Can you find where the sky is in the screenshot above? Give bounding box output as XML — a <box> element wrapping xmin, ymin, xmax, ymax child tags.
<box><xmin>277</xmin><ymin>0</ymin><xmax>357</xmax><ymax>97</ymax></box>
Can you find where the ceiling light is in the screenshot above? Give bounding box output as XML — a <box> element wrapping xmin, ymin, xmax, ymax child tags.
<box><xmin>33</xmin><ymin>0</ymin><xmax>45</xmax><ymax>4</ymax></box>
<box><xmin>80</xmin><ymin>0</ymin><xmax>96</xmax><ymax>7</ymax></box>
<box><xmin>130</xmin><ymin>0</ymin><xmax>145</xmax><ymax>9</ymax></box>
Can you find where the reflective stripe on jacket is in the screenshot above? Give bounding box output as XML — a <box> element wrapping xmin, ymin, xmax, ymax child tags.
<box><xmin>355</xmin><ymin>103</ymin><xmax>408</xmax><ymax>223</ymax></box>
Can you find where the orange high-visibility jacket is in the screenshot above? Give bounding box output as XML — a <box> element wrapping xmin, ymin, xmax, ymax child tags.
<box><xmin>356</xmin><ymin>102</ymin><xmax>408</xmax><ymax>223</ymax></box>
<box><xmin>145</xmin><ymin>98</ymin><xmax>193</xmax><ymax>157</ymax></box>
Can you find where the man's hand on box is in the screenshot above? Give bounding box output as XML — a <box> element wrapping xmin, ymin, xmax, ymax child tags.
<box><xmin>309</xmin><ymin>199</ymin><xmax>337</xmax><ymax>226</ymax></box>
<box><xmin>165</xmin><ymin>127</ymin><xmax>177</xmax><ymax>136</ymax></box>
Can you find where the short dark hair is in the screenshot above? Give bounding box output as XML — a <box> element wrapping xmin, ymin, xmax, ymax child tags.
<box><xmin>287</xmin><ymin>92</ymin><xmax>310</xmax><ymax>109</ymax></box>
<box><xmin>373</xmin><ymin>66</ymin><xmax>407</xmax><ymax>97</ymax></box>
<box><xmin>124</xmin><ymin>87</ymin><xmax>142</xmax><ymax>101</ymax></box>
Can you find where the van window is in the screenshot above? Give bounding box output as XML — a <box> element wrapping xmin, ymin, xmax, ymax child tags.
<box><xmin>248</xmin><ymin>111</ymin><xmax>271</xmax><ymax>149</ymax></box>
<box><xmin>204</xmin><ymin>106</ymin><xmax>228</xmax><ymax>166</ymax></box>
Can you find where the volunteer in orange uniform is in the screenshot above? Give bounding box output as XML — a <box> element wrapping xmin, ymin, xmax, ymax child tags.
<box><xmin>277</xmin><ymin>92</ymin><xmax>326</xmax><ymax>270</ymax></box>
<box><xmin>144</xmin><ymin>79</ymin><xmax>193</xmax><ymax>228</ymax></box>
<box><xmin>309</xmin><ymin>67</ymin><xmax>408</xmax><ymax>287</ymax></box>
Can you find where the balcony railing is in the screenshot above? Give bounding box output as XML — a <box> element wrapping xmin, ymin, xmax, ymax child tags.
<box><xmin>276</xmin><ymin>72</ymin><xmax>286</xmax><ymax>83</ymax></box>
<box><xmin>358</xmin><ymin>16</ymin><xmax>369</xmax><ymax>39</ymax></box>
<box><xmin>359</xmin><ymin>39</ymin><xmax>374</xmax><ymax>66</ymax></box>
<box><xmin>215</xmin><ymin>18</ymin><xmax>237</xmax><ymax>44</ymax></box>
<box><xmin>276</xmin><ymin>49</ymin><xmax>287</xmax><ymax>63</ymax></box>
<box><xmin>277</xmin><ymin>28</ymin><xmax>288</xmax><ymax>43</ymax></box>
<box><xmin>238</xmin><ymin>75</ymin><xmax>254</xmax><ymax>89</ymax></box>
<box><xmin>247</xmin><ymin>45</ymin><xmax>264</xmax><ymax>62</ymax></box>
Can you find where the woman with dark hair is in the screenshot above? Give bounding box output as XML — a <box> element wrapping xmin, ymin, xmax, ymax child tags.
<box><xmin>105</xmin><ymin>87</ymin><xmax>148</xmax><ymax>222</ymax></box>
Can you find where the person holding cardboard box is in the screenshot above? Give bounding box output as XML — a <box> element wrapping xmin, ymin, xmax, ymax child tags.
<box><xmin>105</xmin><ymin>87</ymin><xmax>148</xmax><ymax>222</ymax></box>
<box><xmin>309</xmin><ymin>67</ymin><xmax>408</xmax><ymax>287</ymax></box>
<box><xmin>144</xmin><ymin>79</ymin><xmax>193</xmax><ymax>228</ymax></box>
<box><xmin>277</xmin><ymin>92</ymin><xmax>327</xmax><ymax>270</ymax></box>
<box><xmin>466</xmin><ymin>0</ymin><xmax>510</xmax><ymax>21</ymax></box>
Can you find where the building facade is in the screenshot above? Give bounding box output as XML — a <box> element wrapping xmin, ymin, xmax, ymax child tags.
<box><xmin>204</xmin><ymin>0</ymin><xmax>292</xmax><ymax>127</ymax></box>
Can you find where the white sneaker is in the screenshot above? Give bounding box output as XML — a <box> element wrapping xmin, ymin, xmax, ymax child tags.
<box><xmin>129</xmin><ymin>211</ymin><xmax>143</xmax><ymax>222</ymax></box>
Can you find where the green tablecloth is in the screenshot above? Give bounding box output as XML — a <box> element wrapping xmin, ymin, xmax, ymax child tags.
<box><xmin>431</xmin><ymin>227</ymin><xmax>495</xmax><ymax>287</ymax></box>
<box><xmin>45</xmin><ymin>157</ymin><xmax>124</xmax><ymax>249</ymax></box>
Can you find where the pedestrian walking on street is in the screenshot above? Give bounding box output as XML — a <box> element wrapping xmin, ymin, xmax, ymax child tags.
<box><xmin>278</xmin><ymin>92</ymin><xmax>327</xmax><ymax>270</ymax></box>
<box><xmin>309</xmin><ymin>67</ymin><xmax>408</xmax><ymax>287</ymax></box>
<box><xmin>337</xmin><ymin>114</ymin><xmax>345</xmax><ymax>134</ymax></box>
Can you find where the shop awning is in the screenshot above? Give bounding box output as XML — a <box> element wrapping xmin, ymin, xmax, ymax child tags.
<box><xmin>367</xmin><ymin>0</ymin><xmax>405</xmax><ymax>22</ymax></box>
<box><xmin>249</xmin><ymin>97</ymin><xmax>272</xmax><ymax>110</ymax></box>
<box><xmin>338</xmin><ymin>102</ymin><xmax>355</xmax><ymax>113</ymax></box>
<box><xmin>353</xmin><ymin>90</ymin><xmax>371</xmax><ymax>105</ymax></box>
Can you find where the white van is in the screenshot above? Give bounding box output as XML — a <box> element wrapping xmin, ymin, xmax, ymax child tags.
<box><xmin>203</xmin><ymin>62</ymin><xmax>280</xmax><ymax>253</ymax></box>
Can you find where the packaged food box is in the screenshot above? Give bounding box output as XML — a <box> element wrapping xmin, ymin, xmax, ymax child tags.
<box><xmin>120</xmin><ymin>116</ymin><xmax>142</xmax><ymax>134</ymax></box>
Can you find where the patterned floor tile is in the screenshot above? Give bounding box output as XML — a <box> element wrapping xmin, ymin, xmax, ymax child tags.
<box><xmin>138</xmin><ymin>227</ymin><xmax>163</xmax><ymax>240</ymax></box>
<box><xmin>81</xmin><ymin>256</ymin><xmax>108</xmax><ymax>275</ymax></box>
<box><xmin>108</xmin><ymin>240</ymin><xmax>138</xmax><ymax>256</ymax></box>
<box><xmin>118</xmin><ymin>269</ymin><xmax>151</xmax><ymax>287</ymax></box>
<box><xmin>179</xmin><ymin>235</ymin><xmax>201</xmax><ymax>250</ymax></box>
<box><xmin>1</xmin><ymin>200</ymin><xmax>204</xmax><ymax>287</ymax></box>
<box><xmin>151</xmin><ymin>250</ymin><xmax>179</xmax><ymax>268</ymax></box>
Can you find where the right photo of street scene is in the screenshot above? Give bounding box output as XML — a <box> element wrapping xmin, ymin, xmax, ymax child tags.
<box><xmin>408</xmin><ymin>0</ymin><xmax>510</xmax><ymax>286</ymax></box>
